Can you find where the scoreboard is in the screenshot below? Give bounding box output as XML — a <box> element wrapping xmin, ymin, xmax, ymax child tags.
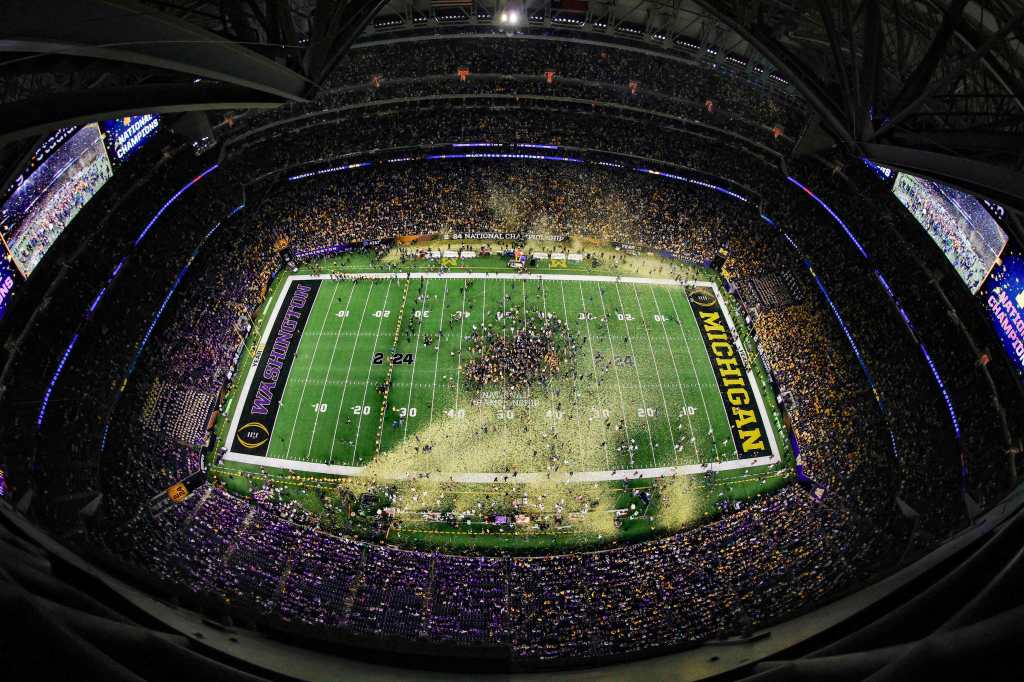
<box><xmin>982</xmin><ymin>243</ymin><xmax>1024</xmax><ymax>375</ymax></box>
<box><xmin>0</xmin><ymin>114</ymin><xmax>160</xmax><ymax>291</ymax></box>
<box><xmin>0</xmin><ymin>255</ymin><xmax>15</xmax><ymax>322</ymax></box>
<box><xmin>100</xmin><ymin>114</ymin><xmax>160</xmax><ymax>165</ymax></box>
<box><xmin>891</xmin><ymin>172</ymin><xmax>1007</xmax><ymax>294</ymax></box>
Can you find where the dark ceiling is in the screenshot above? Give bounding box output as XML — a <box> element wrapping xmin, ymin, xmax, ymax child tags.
<box><xmin>1</xmin><ymin>0</ymin><xmax>1022</xmax><ymax>205</ymax></box>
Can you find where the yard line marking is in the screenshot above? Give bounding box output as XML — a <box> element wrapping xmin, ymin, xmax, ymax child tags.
<box><xmin>646</xmin><ymin>286</ymin><xmax>699</xmax><ymax>462</ymax></box>
<box><xmin>304</xmin><ymin>281</ymin><xmax>357</xmax><ymax>461</ymax></box>
<box><xmin>349</xmin><ymin>278</ymin><xmax>395</xmax><ymax>465</ymax></box>
<box><xmin>627</xmin><ymin>282</ymin><xmax>678</xmax><ymax>458</ymax></box>
<box><xmin>519</xmin><ymin>278</ymin><xmax>529</xmax><ymax>437</ymax></box>
<box><xmin>580</xmin><ymin>281</ymin><xmax>634</xmax><ymax>470</ymax></box>
<box><xmin>537</xmin><ymin>279</ymin><xmax>558</xmax><ymax>449</ymax></box>
<box><xmin>375</xmin><ymin>278</ymin><xmax>411</xmax><ymax>456</ymax></box>
<box><xmin>426</xmin><ymin>278</ymin><xmax>448</xmax><ymax>472</ymax></box>
<box><xmin>555</xmin><ymin>279</ymin><xmax>610</xmax><ymax>470</ymax></box>
<box><xmin>427</xmin><ymin>278</ymin><xmax>448</xmax><ymax>424</ymax></box>
<box><xmin>664</xmin><ymin>286</ymin><xmax>721</xmax><ymax>459</ymax></box>
<box><xmin>299</xmin><ymin>330</ymin><xmax>406</xmax><ymax>338</ymax></box>
<box><xmin>500</xmin><ymin>277</ymin><xmax>509</xmax><ymax>446</ymax></box>
<box><xmin>327</xmin><ymin>280</ymin><xmax>376</xmax><ymax>465</ymax></box>
<box><xmin>453</xmin><ymin>281</ymin><xmax>468</xmax><ymax>412</ymax></box>
<box><xmin>282</xmin><ymin>281</ymin><xmax>333</xmax><ymax>459</ymax></box>
<box><xmin>447</xmin><ymin>279</ymin><xmax>470</xmax><ymax>470</ymax></box>
<box><xmin>537</xmin><ymin>278</ymin><xmax>553</xmax><ymax>440</ymax></box>
<box><xmin>607</xmin><ymin>281</ymin><xmax>657</xmax><ymax>465</ymax></box>
<box><xmin>401</xmin><ymin>278</ymin><xmax>430</xmax><ymax>442</ymax></box>
<box><xmin>598</xmin><ymin>278</ymin><xmax>655</xmax><ymax>464</ymax></box>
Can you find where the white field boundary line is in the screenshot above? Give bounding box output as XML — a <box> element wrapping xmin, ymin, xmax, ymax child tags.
<box><xmin>224</xmin><ymin>451</ymin><xmax>780</xmax><ymax>481</ymax></box>
<box><xmin>294</xmin><ymin>271</ymin><xmax>716</xmax><ymax>287</ymax></box>
<box><xmin>224</xmin><ymin>272</ymin><xmax>781</xmax><ymax>473</ymax></box>
<box><xmin>223</xmin><ymin>279</ymin><xmax>298</xmax><ymax>455</ymax></box>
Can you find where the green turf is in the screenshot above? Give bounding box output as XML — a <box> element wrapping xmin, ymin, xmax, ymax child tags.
<box><xmin>210</xmin><ymin>247</ymin><xmax>794</xmax><ymax>552</ymax></box>
<box><xmin>248</xmin><ymin>273</ymin><xmax>743</xmax><ymax>472</ymax></box>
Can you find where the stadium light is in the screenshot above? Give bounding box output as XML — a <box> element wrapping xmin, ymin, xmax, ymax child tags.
<box><xmin>499</xmin><ymin>6</ymin><xmax>519</xmax><ymax>25</ymax></box>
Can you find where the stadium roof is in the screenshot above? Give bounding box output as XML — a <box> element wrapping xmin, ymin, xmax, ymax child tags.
<box><xmin>1</xmin><ymin>0</ymin><xmax>1023</xmax><ymax>205</ymax></box>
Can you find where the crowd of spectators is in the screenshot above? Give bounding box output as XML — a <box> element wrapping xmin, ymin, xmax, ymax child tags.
<box><xmin>327</xmin><ymin>37</ymin><xmax>805</xmax><ymax>139</ymax></box>
<box><xmin>229</xmin><ymin>102</ymin><xmax>779</xmax><ymax>200</ymax></box>
<box><xmin>0</xmin><ymin>35</ymin><xmax>1018</xmax><ymax>667</ymax></box>
<box><xmin>266</xmin><ymin>161</ymin><xmax>738</xmax><ymax>264</ymax></box>
<box><xmin>784</xmin><ymin>158</ymin><xmax>1022</xmax><ymax>511</ymax></box>
<box><xmin>49</xmin><ymin>156</ymin><xmax>926</xmax><ymax>663</ymax></box>
<box><xmin>234</xmin><ymin>35</ymin><xmax>802</xmax><ymax>162</ymax></box>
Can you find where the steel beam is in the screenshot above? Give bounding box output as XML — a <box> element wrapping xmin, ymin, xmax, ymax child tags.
<box><xmin>690</xmin><ymin>0</ymin><xmax>853</xmax><ymax>144</ymax></box>
<box><xmin>0</xmin><ymin>83</ymin><xmax>285</xmax><ymax>144</ymax></box>
<box><xmin>0</xmin><ymin>0</ymin><xmax>310</xmax><ymax>101</ymax></box>
<box><xmin>861</xmin><ymin>142</ymin><xmax>1024</xmax><ymax>208</ymax></box>
<box><xmin>305</xmin><ymin>0</ymin><xmax>387</xmax><ymax>86</ymax></box>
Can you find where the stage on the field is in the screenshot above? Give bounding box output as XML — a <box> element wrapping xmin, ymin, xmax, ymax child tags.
<box><xmin>222</xmin><ymin>270</ymin><xmax>782</xmax><ymax>479</ymax></box>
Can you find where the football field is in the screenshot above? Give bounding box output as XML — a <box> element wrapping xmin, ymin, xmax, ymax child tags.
<box><xmin>222</xmin><ymin>268</ymin><xmax>782</xmax><ymax>480</ymax></box>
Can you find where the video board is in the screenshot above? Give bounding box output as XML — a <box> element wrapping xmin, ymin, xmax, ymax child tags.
<box><xmin>0</xmin><ymin>254</ymin><xmax>15</xmax><ymax>322</ymax></box>
<box><xmin>0</xmin><ymin>123</ymin><xmax>113</xmax><ymax>277</ymax></box>
<box><xmin>100</xmin><ymin>114</ymin><xmax>160</xmax><ymax>165</ymax></box>
<box><xmin>0</xmin><ymin>115</ymin><xmax>159</xmax><ymax>281</ymax></box>
<box><xmin>2</xmin><ymin>127</ymin><xmax>80</xmax><ymax>200</ymax></box>
<box><xmin>982</xmin><ymin>244</ymin><xmax>1024</xmax><ymax>375</ymax></box>
<box><xmin>892</xmin><ymin>172</ymin><xmax>1008</xmax><ymax>293</ymax></box>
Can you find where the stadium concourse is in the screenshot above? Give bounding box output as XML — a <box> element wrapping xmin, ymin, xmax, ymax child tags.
<box><xmin>0</xmin><ymin>11</ymin><xmax>1023</xmax><ymax>682</ymax></box>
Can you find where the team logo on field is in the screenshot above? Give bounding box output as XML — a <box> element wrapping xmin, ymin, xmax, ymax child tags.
<box><xmin>689</xmin><ymin>289</ymin><xmax>716</xmax><ymax>307</ymax></box>
<box><xmin>236</xmin><ymin>421</ymin><xmax>270</xmax><ymax>449</ymax></box>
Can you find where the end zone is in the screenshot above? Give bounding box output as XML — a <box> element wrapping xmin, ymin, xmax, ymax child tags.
<box><xmin>225</xmin><ymin>279</ymin><xmax>321</xmax><ymax>458</ymax></box>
